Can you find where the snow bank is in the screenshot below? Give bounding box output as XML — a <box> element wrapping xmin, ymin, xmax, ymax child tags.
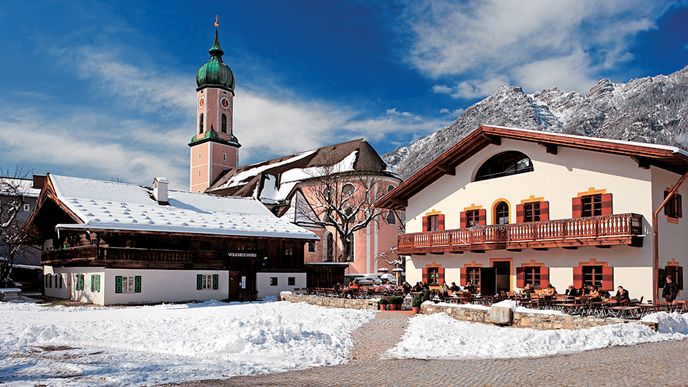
<box><xmin>0</xmin><ymin>301</ymin><xmax>374</xmax><ymax>385</ymax></box>
<box><xmin>642</xmin><ymin>312</ymin><xmax>688</xmax><ymax>334</ymax></box>
<box><xmin>388</xmin><ymin>312</ymin><xmax>687</xmax><ymax>360</ymax></box>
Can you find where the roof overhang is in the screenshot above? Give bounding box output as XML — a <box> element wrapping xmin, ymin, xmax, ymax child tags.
<box><xmin>376</xmin><ymin>125</ymin><xmax>688</xmax><ymax>209</ymax></box>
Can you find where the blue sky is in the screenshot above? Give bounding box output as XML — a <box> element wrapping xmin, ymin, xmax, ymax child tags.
<box><xmin>0</xmin><ymin>0</ymin><xmax>686</xmax><ymax>188</ymax></box>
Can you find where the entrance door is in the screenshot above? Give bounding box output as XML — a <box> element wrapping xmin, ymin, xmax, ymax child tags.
<box><xmin>480</xmin><ymin>267</ymin><xmax>496</xmax><ymax>296</ymax></box>
<box><xmin>228</xmin><ymin>271</ymin><xmax>241</xmax><ymax>301</ymax></box>
<box><xmin>493</xmin><ymin>261</ymin><xmax>511</xmax><ymax>294</ymax></box>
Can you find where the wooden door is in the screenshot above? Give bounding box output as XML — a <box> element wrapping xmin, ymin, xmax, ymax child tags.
<box><xmin>480</xmin><ymin>267</ymin><xmax>496</xmax><ymax>296</ymax></box>
<box><xmin>228</xmin><ymin>271</ymin><xmax>241</xmax><ymax>301</ymax></box>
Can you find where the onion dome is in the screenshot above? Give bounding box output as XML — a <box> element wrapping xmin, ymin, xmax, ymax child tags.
<box><xmin>196</xmin><ymin>21</ymin><xmax>235</xmax><ymax>92</ymax></box>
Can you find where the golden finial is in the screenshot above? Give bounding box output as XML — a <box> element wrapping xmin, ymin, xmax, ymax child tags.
<box><xmin>214</xmin><ymin>15</ymin><xmax>219</xmax><ymax>28</ymax></box>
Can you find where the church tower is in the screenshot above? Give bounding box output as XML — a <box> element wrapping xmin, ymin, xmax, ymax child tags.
<box><xmin>189</xmin><ymin>17</ymin><xmax>240</xmax><ymax>192</ymax></box>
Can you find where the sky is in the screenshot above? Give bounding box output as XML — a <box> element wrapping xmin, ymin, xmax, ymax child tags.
<box><xmin>0</xmin><ymin>0</ymin><xmax>686</xmax><ymax>188</ymax></box>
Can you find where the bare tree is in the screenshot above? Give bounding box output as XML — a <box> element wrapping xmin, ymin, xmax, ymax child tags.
<box><xmin>0</xmin><ymin>168</ymin><xmax>38</xmax><ymax>287</ymax></box>
<box><xmin>298</xmin><ymin>160</ymin><xmax>394</xmax><ymax>262</ymax></box>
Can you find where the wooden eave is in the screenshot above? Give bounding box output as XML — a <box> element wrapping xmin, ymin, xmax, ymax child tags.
<box><xmin>375</xmin><ymin>125</ymin><xmax>688</xmax><ymax>209</ymax></box>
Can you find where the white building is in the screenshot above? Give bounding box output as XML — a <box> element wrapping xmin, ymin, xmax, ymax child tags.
<box><xmin>30</xmin><ymin>174</ymin><xmax>316</xmax><ymax>305</ymax></box>
<box><xmin>376</xmin><ymin>125</ymin><xmax>687</xmax><ymax>303</ymax></box>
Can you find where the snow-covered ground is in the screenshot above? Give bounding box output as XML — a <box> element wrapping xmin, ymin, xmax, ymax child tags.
<box><xmin>387</xmin><ymin>312</ymin><xmax>688</xmax><ymax>360</ymax></box>
<box><xmin>0</xmin><ymin>300</ymin><xmax>374</xmax><ymax>386</ymax></box>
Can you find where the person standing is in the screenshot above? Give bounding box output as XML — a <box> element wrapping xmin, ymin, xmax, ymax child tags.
<box><xmin>662</xmin><ymin>275</ymin><xmax>679</xmax><ymax>303</ymax></box>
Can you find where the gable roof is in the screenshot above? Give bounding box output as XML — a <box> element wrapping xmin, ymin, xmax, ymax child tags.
<box><xmin>376</xmin><ymin>125</ymin><xmax>688</xmax><ymax>209</ymax></box>
<box><xmin>39</xmin><ymin>174</ymin><xmax>317</xmax><ymax>240</ymax></box>
<box><xmin>208</xmin><ymin>138</ymin><xmax>394</xmax><ymax>201</ymax></box>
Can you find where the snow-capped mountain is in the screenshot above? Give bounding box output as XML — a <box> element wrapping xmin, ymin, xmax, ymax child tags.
<box><xmin>385</xmin><ymin>66</ymin><xmax>688</xmax><ymax>178</ymax></box>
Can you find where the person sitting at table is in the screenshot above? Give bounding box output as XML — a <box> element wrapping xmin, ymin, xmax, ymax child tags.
<box><xmin>412</xmin><ymin>282</ymin><xmax>422</xmax><ymax>292</ymax></box>
<box><xmin>449</xmin><ymin>282</ymin><xmax>461</xmax><ymax>292</ymax></box>
<box><xmin>615</xmin><ymin>286</ymin><xmax>631</xmax><ymax>305</ymax></box>
<box><xmin>521</xmin><ymin>283</ymin><xmax>534</xmax><ymax>299</ymax></box>
<box><xmin>464</xmin><ymin>281</ymin><xmax>476</xmax><ymax>294</ymax></box>
<box><xmin>441</xmin><ymin>282</ymin><xmax>450</xmax><ymax>297</ymax></box>
<box><xmin>422</xmin><ymin>282</ymin><xmax>430</xmax><ymax>291</ymax></box>
<box><xmin>599</xmin><ymin>288</ymin><xmax>611</xmax><ymax>298</ymax></box>
<box><xmin>565</xmin><ymin>285</ymin><xmax>578</xmax><ymax>297</ymax></box>
<box><xmin>588</xmin><ymin>286</ymin><xmax>601</xmax><ymax>302</ymax></box>
<box><xmin>543</xmin><ymin>284</ymin><xmax>557</xmax><ymax>297</ymax></box>
<box><xmin>402</xmin><ymin>281</ymin><xmax>412</xmax><ymax>295</ymax></box>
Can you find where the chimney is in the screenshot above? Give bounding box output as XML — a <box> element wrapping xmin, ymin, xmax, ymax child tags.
<box><xmin>152</xmin><ymin>177</ymin><xmax>169</xmax><ymax>205</ymax></box>
<box><xmin>33</xmin><ymin>175</ymin><xmax>47</xmax><ymax>190</ymax></box>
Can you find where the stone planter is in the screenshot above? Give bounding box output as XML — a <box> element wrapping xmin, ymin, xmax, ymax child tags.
<box><xmin>412</xmin><ymin>306</ymin><xmax>421</xmax><ymax>314</ymax></box>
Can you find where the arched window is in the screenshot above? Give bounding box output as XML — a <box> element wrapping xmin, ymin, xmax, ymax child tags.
<box><xmin>388</xmin><ymin>185</ymin><xmax>394</xmax><ymax>192</ymax></box>
<box><xmin>221</xmin><ymin>114</ymin><xmax>227</xmax><ymax>133</ymax></box>
<box><xmin>325</xmin><ymin>232</ymin><xmax>334</xmax><ymax>262</ymax></box>
<box><xmin>386</xmin><ymin>210</ymin><xmax>396</xmax><ymax>224</ymax></box>
<box><xmin>494</xmin><ymin>201</ymin><xmax>509</xmax><ymax>225</ymax></box>
<box><xmin>475</xmin><ymin>151</ymin><xmax>533</xmax><ymax>181</ymax></box>
<box><xmin>199</xmin><ymin>113</ymin><xmax>204</xmax><ymax>134</ymax></box>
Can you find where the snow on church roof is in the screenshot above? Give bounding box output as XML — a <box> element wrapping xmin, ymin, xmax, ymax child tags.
<box><xmin>49</xmin><ymin>174</ymin><xmax>317</xmax><ymax>240</ymax></box>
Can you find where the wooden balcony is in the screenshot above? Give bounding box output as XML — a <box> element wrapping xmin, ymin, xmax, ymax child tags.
<box><xmin>42</xmin><ymin>246</ymin><xmax>214</xmax><ymax>269</ymax></box>
<box><xmin>398</xmin><ymin>213</ymin><xmax>644</xmax><ymax>254</ymax></box>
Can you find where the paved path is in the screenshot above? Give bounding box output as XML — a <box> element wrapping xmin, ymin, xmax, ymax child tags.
<box><xmin>188</xmin><ymin>312</ymin><xmax>688</xmax><ymax>387</ymax></box>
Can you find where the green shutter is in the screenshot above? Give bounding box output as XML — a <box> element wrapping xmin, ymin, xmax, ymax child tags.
<box><xmin>91</xmin><ymin>274</ymin><xmax>95</xmax><ymax>292</ymax></box>
<box><xmin>134</xmin><ymin>276</ymin><xmax>142</xmax><ymax>293</ymax></box>
<box><xmin>115</xmin><ymin>276</ymin><xmax>122</xmax><ymax>293</ymax></box>
<box><xmin>96</xmin><ymin>275</ymin><xmax>101</xmax><ymax>292</ymax></box>
<box><xmin>79</xmin><ymin>274</ymin><xmax>84</xmax><ymax>291</ymax></box>
<box><xmin>212</xmin><ymin>274</ymin><xmax>219</xmax><ymax>290</ymax></box>
<box><xmin>197</xmin><ymin>274</ymin><xmax>203</xmax><ymax>290</ymax></box>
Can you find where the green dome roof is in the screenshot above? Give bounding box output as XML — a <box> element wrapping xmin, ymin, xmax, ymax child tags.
<box><xmin>196</xmin><ymin>28</ymin><xmax>235</xmax><ymax>92</ymax></box>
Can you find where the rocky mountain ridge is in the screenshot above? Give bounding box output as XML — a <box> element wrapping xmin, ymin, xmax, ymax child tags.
<box><xmin>384</xmin><ymin>66</ymin><xmax>688</xmax><ymax>178</ymax></box>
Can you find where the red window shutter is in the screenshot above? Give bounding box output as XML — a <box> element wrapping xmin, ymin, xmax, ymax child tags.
<box><xmin>516</xmin><ymin>267</ymin><xmax>524</xmax><ymax>288</ymax></box>
<box><xmin>573</xmin><ymin>266</ymin><xmax>583</xmax><ymax>288</ymax></box>
<box><xmin>601</xmin><ymin>193</ymin><xmax>613</xmax><ymax>216</ymax></box>
<box><xmin>460</xmin><ymin>211</ymin><xmax>467</xmax><ymax>229</ymax></box>
<box><xmin>602</xmin><ymin>266</ymin><xmax>614</xmax><ymax>291</ymax></box>
<box><xmin>678</xmin><ymin>195</ymin><xmax>683</xmax><ymax>218</ymax></box>
<box><xmin>460</xmin><ymin>267</ymin><xmax>467</xmax><ymax>286</ymax></box>
<box><xmin>478</xmin><ymin>209</ymin><xmax>487</xmax><ymax>226</ymax></box>
<box><xmin>422</xmin><ymin>267</ymin><xmax>429</xmax><ymax>284</ymax></box>
<box><xmin>422</xmin><ymin>216</ymin><xmax>429</xmax><ymax>232</ymax></box>
<box><xmin>516</xmin><ymin>204</ymin><xmax>524</xmax><ymax>223</ymax></box>
<box><xmin>572</xmin><ymin>197</ymin><xmax>582</xmax><ymax>218</ymax></box>
<box><xmin>438</xmin><ymin>266</ymin><xmax>445</xmax><ymax>285</ymax></box>
<box><xmin>437</xmin><ymin>214</ymin><xmax>445</xmax><ymax>231</ymax></box>
<box><xmin>540</xmin><ymin>266</ymin><xmax>550</xmax><ymax>288</ymax></box>
<box><xmin>678</xmin><ymin>266</ymin><xmax>684</xmax><ymax>290</ymax></box>
<box><xmin>540</xmin><ymin>201</ymin><xmax>550</xmax><ymax>221</ymax></box>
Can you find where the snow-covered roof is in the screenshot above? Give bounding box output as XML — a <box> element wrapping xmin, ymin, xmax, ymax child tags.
<box><xmin>49</xmin><ymin>174</ymin><xmax>317</xmax><ymax>240</ymax></box>
<box><xmin>219</xmin><ymin>150</ymin><xmax>317</xmax><ymax>190</ymax></box>
<box><xmin>0</xmin><ymin>178</ymin><xmax>40</xmax><ymax>198</ymax></box>
<box><xmin>486</xmin><ymin>125</ymin><xmax>688</xmax><ymax>157</ymax></box>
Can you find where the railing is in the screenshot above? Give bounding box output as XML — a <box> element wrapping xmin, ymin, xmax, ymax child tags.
<box><xmin>43</xmin><ymin>246</ymin><xmax>194</xmax><ymax>264</ymax></box>
<box><xmin>399</xmin><ymin>213</ymin><xmax>643</xmax><ymax>251</ymax></box>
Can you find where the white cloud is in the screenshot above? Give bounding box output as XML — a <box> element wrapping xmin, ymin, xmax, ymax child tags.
<box><xmin>432</xmin><ymin>84</ymin><xmax>453</xmax><ymax>94</ymax></box>
<box><xmin>452</xmin><ymin>76</ymin><xmax>509</xmax><ymax>99</ymax></box>
<box><xmin>404</xmin><ymin>0</ymin><xmax>673</xmax><ymax>97</ymax></box>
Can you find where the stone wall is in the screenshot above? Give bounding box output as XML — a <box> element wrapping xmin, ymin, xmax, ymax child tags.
<box><xmin>280</xmin><ymin>293</ymin><xmax>379</xmax><ymax>310</ymax></box>
<box><xmin>421</xmin><ymin>303</ymin><xmax>658</xmax><ymax>331</ymax></box>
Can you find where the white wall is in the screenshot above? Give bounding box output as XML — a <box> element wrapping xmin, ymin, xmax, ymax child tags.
<box><xmin>103</xmin><ymin>269</ymin><xmax>228</xmax><ymax>305</ymax></box>
<box><xmin>43</xmin><ymin>266</ymin><xmax>105</xmax><ymax>305</ymax></box>
<box><xmin>256</xmin><ymin>272</ymin><xmax>306</xmax><ymax>299</ymax></box>
<box><xmin>42</xmin><ymin>266</ymin><xmax>69</xmax><ymax>300</ymax></box>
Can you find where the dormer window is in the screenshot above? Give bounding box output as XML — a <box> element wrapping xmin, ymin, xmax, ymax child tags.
<box><xmin>475</xmin><ymin>151</ymin><xmax>533</xmax><ymax>181</ymax></box>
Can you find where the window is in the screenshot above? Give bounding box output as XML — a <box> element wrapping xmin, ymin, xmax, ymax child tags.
<box><xmin>475</xmin><ymin>151</ymin><xmax>533</xmax><ymax>181</ymax></box>
<box><xmin>386</xmin><ymin>211</ymin><xmax>396</xmax><ymax>224</ymax></box>
<box><xmin>495</xmin><ymin>201</ymin><xmax>509</xmax><ymax>225</ymax></box>
<box><xmin>466</xmin><ymin>267</ymin><xmax>481</xmax><ymax>287</ymax></box>
<box><xmin>90</xmin><ymin>274</ymin><xmax>101</xmax><ymax>293</ymax></box>
<box><xmin>288</xmin><ymin>277</ymin><xmax>296</xmax><ymax>286</ymax></box>
<box><xmin>342</xmin><ymin>183</ymin><xmax>355</xmax><ymax>196</ymax></box>
<box><xmin>58</xmin><ymin>274</ymin><xmax>63</xmax><ymax>288</ymax></box>
<box><xmin>196</xmin><ymin>274</ymin><xmax>219</xmax><ymax>290</ymax></box>
<box><xmin>270</xmin><ymin>277</ymin><xmax>278</xmax><ymax>286</ymax></box>
<box><xmin>223</xmin><ymin>153</ymin><xmax>227</xmax><ymax>161</ymax></box>
<box><xmin>325</xmin><ymin>233</ymin><xmax>334</xmax><ymax>261</ymax></box>
<box><xmin>388</xmin><ymin>185</ymin><xmax>394</xmax><ymax>192</ymax></box>
<box><xmin>466</xmin><ymin>210</ymin><xmax>480</xmax><ymax>228</ymax></box>
<box><xmin>427</xmin><ymin>267</ymin><xmax>440</xmax><ymax>286</ymax></box>
<box><xmin>45</xmin><ymin>274</ymin><xmax>52</xmax><ymax>288</ymax></box>
<box><xmin>664</xmin><ymin>191</ymin><xmax>683</xmax><ymax>219</ymax></box>
<box><xmin>23</xmin><ymin>203</ymin><xmax>30</xmax><ymax>212</ymax></box>
<box><xmin>426</xmin><ymin>215</ymin><xmax>439</xmax><ymax>231</ymax></box>
<box><xmin>284</xmin><ymin>246</ymin><xmax>293</xmax><ymax>256</ymax></box>
<box><xmin>307</xmin><ymin>241</ymin><xmax>316</xmax><ymax>252</ymax></box>
<box><xmin>661</xmin><ymin>266</ymin><xmax>684</xmax><ymax>290</ymax></box>
<box><xmin>115</xmin><ymin>275</ymin><xmax>142</xmax><ymax>294</ymax></box>
<box><xmin>221</xmin><ymin>114</ymin><xmax>227</xmax><ymax>133</ymax></box>
<box><xmin>74</xmin><ymin>274</ymin><xmax>85</xmax><ymax>291</ymax></box>
<box><xmin>199</xmin><ymin>113</ymin><xmax>204</xmax><ymax>133</ymax></box>
<box><xmin>581</xmin><ymin>194</ymin><xmax>602</xmax><ymax>217</ymax></box>
<box><xmin>523</xmin><ymin>266</ymin><xmax>541</xmax><ymax>287</ymax></box>
<box><xmin>524</xmin><ymin>202</ymin><xmax>541</xmax><ymax>222</ymax></box>
<box><xmin>582</xmin><ymin>265</ymin><xmax>603</xmax><ymax>288</ymax></box>
<box><xmin>198</xmin><ymin>153</ymin><xmax>202</xmax><ymax>159</ymax></box>
<box><xmin>347</xmin><ymin>235</ymin><xmax>355</xmax><ymax>261</ymax></box>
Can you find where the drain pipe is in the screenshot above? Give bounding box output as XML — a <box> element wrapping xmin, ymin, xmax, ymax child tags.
<box><xmin>652</xmin><ymin>170</ymin><xmax>688</xmax><ymax>305</ymax></box>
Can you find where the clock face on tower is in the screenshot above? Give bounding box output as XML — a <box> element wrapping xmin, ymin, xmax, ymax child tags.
<box><xmin>220</xmin><ymin>97</ymin><xmax>231</xmax><ymax>110</ymax></box>
<box><xmin>199</xmin><ymin>97</ymin><xmax>205</xmax><ymax>108</ymax></box>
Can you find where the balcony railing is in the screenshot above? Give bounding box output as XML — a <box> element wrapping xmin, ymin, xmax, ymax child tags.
<box><xmin>43</xmin><ymin>246</ymin><xmax>195</xmax><ymax>266</ymax></box>
<box><xmin>398</xmin><ymin>213</ymin><xmax>643</xmax><ymax>253</ymax></box>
